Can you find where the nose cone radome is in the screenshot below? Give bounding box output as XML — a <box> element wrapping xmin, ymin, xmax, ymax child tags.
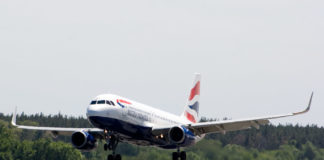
<box><xmin>87</xmin><ymin>104</ymin><xmax>106</xmax><ymax>118</ymax></box>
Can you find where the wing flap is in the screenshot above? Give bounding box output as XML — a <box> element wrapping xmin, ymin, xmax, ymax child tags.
<box><xmin>188</xmin><ymin>119</ymin><xmax>269</xmax><ymax>135</ymax></box>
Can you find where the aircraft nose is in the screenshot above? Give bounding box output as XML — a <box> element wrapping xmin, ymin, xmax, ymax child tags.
<box><xmin>87</xmin><ymin>105</ymin><xmax>105</xmax><ymax>117</ymax></box>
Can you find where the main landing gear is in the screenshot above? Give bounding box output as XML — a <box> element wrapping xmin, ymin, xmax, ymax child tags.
<box><xmin>104</xmin><ymin>129</ymin><xmax>121</xmax><ymax>160</ymax></box>
<box><xmin>172</xmin><ymin>147</ymin><xmax>186</xmax><ymax>160</ymax></box>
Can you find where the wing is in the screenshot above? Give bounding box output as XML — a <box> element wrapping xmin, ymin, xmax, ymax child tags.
<box><xmin>187</xmin><ymin>92</ymin><xmax>313</xmax><ymax>135</ymax></box>
<box><xmin>152</xmin><ymin>92</ymin><xmax>313</xmax><ymax>136</ymax></box>
<box><xmin>11</xmin><ymin>108</ymin><xmax>103</xmax><ymax>136</ymax></box>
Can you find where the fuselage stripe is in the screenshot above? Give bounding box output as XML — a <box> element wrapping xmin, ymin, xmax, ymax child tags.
<box><xmin>117</xmin><ymin>99</ymin><xmax>132</xmax><ymax>108</ymax></box>
<box><xmin>118</xmin><ymin>99</ymin><xmax>131</xmax><ymax>104</ymax></box>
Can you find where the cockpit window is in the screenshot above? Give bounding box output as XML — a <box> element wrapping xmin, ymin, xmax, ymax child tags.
<box><xmin>97</xmin><ymin>100</ymin><xmax>106</xmax><ymax>104</ymax></box>
<box><xmin>91</xmin><ymin>99</ymin><xmax>115</xmax><ymax>105</ymax></box>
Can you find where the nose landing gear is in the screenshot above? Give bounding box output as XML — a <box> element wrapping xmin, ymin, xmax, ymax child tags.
<box><xmin>104</xmin><ymin>129</ymin><xmax>122</xmax><ymax>160</ymax></box>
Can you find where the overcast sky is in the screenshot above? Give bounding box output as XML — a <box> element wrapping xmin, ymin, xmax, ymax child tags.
<box><xmin>0</xmin><ymin>0</ymin><xmax>323</xmax><ymax>126</ymax></box>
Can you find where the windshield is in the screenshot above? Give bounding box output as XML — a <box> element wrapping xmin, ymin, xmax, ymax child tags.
<box><xmin>97</xmin><ymin>100</ymin><xmax>106</xmax><ymax>104</ymax></box>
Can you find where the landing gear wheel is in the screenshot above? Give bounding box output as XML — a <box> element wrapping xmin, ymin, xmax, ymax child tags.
<box><xmin>180</xmin><ymin>151</ymin><xmax>186</xmax><ymax>160</ymax></box>
<box><xmin>172</xmin><ymin>147</ymin><xmax>186</xmax><ymax>160</ymax></box>
<box><xmin>104</xmin><ymin>144</ymin><xmax>108</xmax><ymax>151</ymax></box>
<box><xmin>172</xmin><ymin>152</ymin><xmax>178</xmax><ymax>160</ymax></box>
<box><xmin>104</xmin><ymin>130</ymin><xmax>122</xmax><ymax>160</ymax></box>
<box><xmin>115</xmin><ymin>154</ymin><xmax>122</xmax><ymax>160</ymax></box>
<box><xmin>107</xmin><ymin>154</ymin><xmax>113</xmax><ymax>160</ymax></box>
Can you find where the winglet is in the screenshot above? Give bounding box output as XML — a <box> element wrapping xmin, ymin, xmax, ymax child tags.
<box><xmin>293</xmin><ymin>92</ymin><xmax>313</xmax><ymax>115</ymax></box>
<box><xmin>11</xmin><ymin>107</ymin><xmax>17</xmax><ymax>126</ymax></box>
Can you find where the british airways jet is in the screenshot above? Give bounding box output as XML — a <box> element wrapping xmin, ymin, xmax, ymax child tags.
<box><xmin>11</xmin><ymin>73</ymin><xmax>313</xmax><ymax>160</ymax></box>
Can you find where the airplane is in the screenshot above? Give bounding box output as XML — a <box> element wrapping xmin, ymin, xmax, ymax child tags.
<box><xmin>11</xmin><ymin>73</ymin><xmax>313</xmax><ymax>160</ymax></box>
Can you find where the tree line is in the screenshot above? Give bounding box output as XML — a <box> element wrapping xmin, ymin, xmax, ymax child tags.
<box><xmin>1</xmin><ymin>113</ymin><xmax>324</xmax><ymax>160</ymax></box>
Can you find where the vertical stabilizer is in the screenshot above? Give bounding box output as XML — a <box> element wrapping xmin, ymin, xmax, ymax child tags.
<box><xmin>181</xmin><ymin>73</ymin><xmax>201</xmax><ymax>123</ymax></box>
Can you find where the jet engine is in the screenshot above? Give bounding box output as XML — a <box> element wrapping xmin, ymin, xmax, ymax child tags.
<box><xmin>71</xmin><ymin>131</ymin><xmax>97</xmax><ymax>151</ymax></box>
<box><xmin>168</xmin><ymin>126</ymin><xmax>186</xmax><ymax>144</ymax></box>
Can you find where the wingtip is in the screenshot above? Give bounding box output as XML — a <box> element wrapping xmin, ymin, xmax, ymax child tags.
<box><xmin>293</xmin><ymin>92</ymin><xmax>313</xmax><ymax>115</ymax></box>
<box><xmin>306</xmin><ymin>92</ymin><xmax>314</xmax><ymax>111</ymax></box>
<box><xmin>11</xmin><ymin>107</ymin><xmax>17</xmax><ymax>126</ymax></box>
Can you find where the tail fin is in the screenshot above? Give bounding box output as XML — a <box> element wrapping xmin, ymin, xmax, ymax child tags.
<box><xmin>181</xmin><ymin>73</ymin><xmax>201</xmax><ymax>123</ymax></box>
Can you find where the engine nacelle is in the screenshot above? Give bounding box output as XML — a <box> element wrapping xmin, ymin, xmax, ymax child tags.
<box><xmin>168</xmin><ymin>126</ymin><xmax>185</xmax><ymax>144</ymax></box>
<box><xmin>71</xmin><ymin>131</ymin><xmax>97</xmax><ymax>151</ymax></box>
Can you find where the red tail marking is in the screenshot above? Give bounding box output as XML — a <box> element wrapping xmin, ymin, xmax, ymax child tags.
<box><xmin>185</xmin><ymin>111</ymin><xmax>196</xmax><ymax>123</ymax></box>
<box><xmin>189</xmin><ymin>81</ymin><xmax>200</xmax><ymax>101</ymax></box>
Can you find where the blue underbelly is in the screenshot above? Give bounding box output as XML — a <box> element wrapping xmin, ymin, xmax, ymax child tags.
<box><xmin>88</xmin><ymin>116</ymin><xmax>152</xmax><ymax>139</ymax></box>
<box><xmin>88</xmin><ymin>116</ymin><xmax>197</xmax><ymax>149</ymax></box>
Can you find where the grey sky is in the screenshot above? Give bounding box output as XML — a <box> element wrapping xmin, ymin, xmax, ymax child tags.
<box><xmin>1</xmin><ymin>0</ymin><xmax>323</xmax><ymax>126</ymax></box>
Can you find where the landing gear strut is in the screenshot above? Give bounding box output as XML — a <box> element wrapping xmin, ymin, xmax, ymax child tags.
<box><xmin>104</xmin><ymin>129</ymin><xmax>122</xmax><ymax>160</ymax></box>
<box><xmin>172</xmin><ymin>147</ymin><xmax>186</xmax><ymax>160</ymax></box>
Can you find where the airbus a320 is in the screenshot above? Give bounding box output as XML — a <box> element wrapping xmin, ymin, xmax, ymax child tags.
<box><xmin>11</xmin><ymin>73</ymin><xmax>313</xmax><ymax>160</ymax></box>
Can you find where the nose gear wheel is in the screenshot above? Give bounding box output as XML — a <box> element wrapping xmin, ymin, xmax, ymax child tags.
<box><xmin>104</xmin><ymin>129</ymin><xmax>122</xmax><ymax>160</ymax></box>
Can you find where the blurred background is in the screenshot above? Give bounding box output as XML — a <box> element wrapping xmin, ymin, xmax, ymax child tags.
<box><xmin>0</xmin><ymin>0</ymin><xmax>323</xmax><ymax>126</ymax></box>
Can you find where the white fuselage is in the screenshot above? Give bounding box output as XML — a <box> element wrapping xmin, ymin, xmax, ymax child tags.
<box><xmin>87</xmin><ymin>94</ymin><xmax>191</xmax><ymax>127</ymax></box>
<box><xmin>86</xmin><ymin>94</ymin><xmax>200</xmax><ymax>148</ymax></box>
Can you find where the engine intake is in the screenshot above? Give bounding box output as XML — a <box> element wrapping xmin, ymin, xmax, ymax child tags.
<box><xmin>168</xmin><ymin>126</ymin><xmax>185</xmax><ymax>144</ymax></box>
<box><xmin>71</xmin><ymin>131</ymin><xmax>97</xmax><ymax>151</ymax></box>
